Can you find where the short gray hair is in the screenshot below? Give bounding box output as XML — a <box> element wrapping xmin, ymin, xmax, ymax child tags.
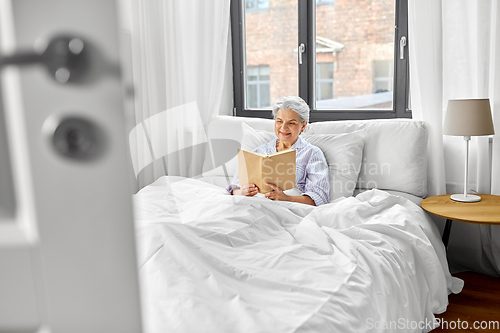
<box><xmin>272</xmin><ymin>96</ymin><xmax>310</xmax><ymax>123</ymax></box>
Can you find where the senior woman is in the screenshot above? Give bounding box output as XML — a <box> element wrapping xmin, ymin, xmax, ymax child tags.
<box><xmin>227</xmin><ymin>96</ymin><xmax>330</xmax><ymax>206</ymax></box>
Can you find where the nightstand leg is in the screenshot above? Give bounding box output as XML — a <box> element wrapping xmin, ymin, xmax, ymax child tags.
<box><xmin>442</xmin><ymin>219</ymin><xmax>453</xmax><ymax>250</ymax></box>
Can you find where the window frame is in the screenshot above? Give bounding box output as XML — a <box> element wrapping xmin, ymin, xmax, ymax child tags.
<box><xmin>230</xmin><ymin>0</ymin><xmax>410</xmax><ymax>121</ymax></box>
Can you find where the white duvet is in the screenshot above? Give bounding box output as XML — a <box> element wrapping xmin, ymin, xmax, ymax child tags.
<box><xmin>134</xmin><ymin>176</ymin><xmax>463</xmax><ymax>333</ymax></box>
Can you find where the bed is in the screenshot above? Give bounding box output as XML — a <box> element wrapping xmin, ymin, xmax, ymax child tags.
<box><xmin>133</xmin><ymin>116</ymin><xmax>463</xmax><ymax>333</ymax></box>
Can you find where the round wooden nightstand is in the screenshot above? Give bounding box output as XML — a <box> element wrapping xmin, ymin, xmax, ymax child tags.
<box><xmin>420</xmin><ymin>194</ymin><xmax>500</xmax><ymax>249</ymax></box>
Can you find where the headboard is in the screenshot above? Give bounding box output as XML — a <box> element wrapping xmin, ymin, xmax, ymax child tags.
<box><xmin>203</xmin><ymin>116</ymin><xmax>428</xmax><ymax>198</ymax></box>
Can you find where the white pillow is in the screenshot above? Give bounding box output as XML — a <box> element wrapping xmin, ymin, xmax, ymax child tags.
<box><xmin>240</xmin><ymin>122</ymin><xmax>365</xmax><ymax>201</ymax></box>
<box><xmin>202</xmin><ymin>123</ymin><xmax>275</xmax><ymax>178</ymax></box>
<box><xmin>241</xmin><ymin>122</ymin><xmax>276</xmax><ymax>150</ymax></box>
<box><xmin>303</xmin><ymin>132</ymin><xmax>364</xmax><ymax>200</ymax></box>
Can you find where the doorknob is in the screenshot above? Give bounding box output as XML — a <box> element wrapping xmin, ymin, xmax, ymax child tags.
<box><xmin>0</xmin><ymin>35</ymin><xmax>88</xmax><ymax>83</ymax></box>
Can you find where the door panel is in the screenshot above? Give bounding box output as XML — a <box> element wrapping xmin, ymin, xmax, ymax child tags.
<box><xmin>0</xmin><ymin>1</ymin><xmax>142</xmax><ymax>332</ymax></box>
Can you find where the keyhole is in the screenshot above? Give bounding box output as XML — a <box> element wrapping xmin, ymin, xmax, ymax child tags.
<box><xmin>66</xmin><ymin>128</ymin><xmax>92</xmax><ymax>154</ymax></box>
<box><xmin>48</xmin><ymin>116</ymin><xmax>104</xmax><ymax>161</ymax></box>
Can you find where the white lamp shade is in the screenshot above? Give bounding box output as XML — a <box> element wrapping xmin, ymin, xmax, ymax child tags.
<box><xmin>443</xmin><ymin>99</ymin><xmax>495</xmax><ymax>136</ymax></box>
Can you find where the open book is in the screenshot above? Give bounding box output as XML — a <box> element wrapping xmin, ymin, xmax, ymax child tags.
<box><xmin>237</xmin><ymin>149</ymin><xmax>296</xmax><ymax>194</ymax></box>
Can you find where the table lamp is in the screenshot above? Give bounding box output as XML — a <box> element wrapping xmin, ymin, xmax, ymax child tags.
<box><xmin>443</xmin><ymin>98</ymin><xmax>495</xmax><ymax>202</ymax></box>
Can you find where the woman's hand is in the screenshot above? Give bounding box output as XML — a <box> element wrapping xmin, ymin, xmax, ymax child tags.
<box><xmin>264</xmin><ymin>183</ymin><xmax>316</xmax><ymax>206</ymax></box>
<box><xmin>233</xmin><ymin>184</ymin><xmax>259</xmax><ymax>196</ymax></box>
<box><xmin>264</xmin><ymin>183</ymin><xmax>289</xmax><ymax>201</ymax></box>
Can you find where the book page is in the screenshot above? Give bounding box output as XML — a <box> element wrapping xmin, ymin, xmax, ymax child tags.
<box><xmin>261</xmin><ymin>150</ymin><xmax>296</xmax><ymax>193</ymax></box>
<box><xmin>238</xmin><ymin>149</ymin><xmax>296</xmax><ymax>194</ymax></box>
<box><xmin>238</xmin><ymin>149</ymin><xmax>263</xmax><ymax>190</ymax></box>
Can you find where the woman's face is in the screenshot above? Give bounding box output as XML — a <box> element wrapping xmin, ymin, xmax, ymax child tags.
<box><xmin>274</xmin><ymin>109</ymin><xmax>307</xmax><ymax>145</ymax></box>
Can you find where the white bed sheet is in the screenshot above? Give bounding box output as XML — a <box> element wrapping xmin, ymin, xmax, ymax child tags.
<box><xmin>197</xmin><ymin>176</ymin><xmax>425</xmax><ymax>205</ymax></box>
<box><xmin>134</xmin><ymin>176</ymin><xmax>463</xmax><ymax>333</ymax></box>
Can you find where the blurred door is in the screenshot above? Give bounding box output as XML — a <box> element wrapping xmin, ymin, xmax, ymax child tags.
<box><xmin>0</xmin><ymin>0</ymin><xmax>142</xmax><ymax>332</ymax></box>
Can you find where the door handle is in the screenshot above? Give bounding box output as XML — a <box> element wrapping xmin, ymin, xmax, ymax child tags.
<box><xmin>399</xmin><ymin>36</ymin><xmax>406</xmax><ymax>60</ymax></box>
<box><xmin>298</xmin><ymin>43</ymin><xmax>306</xmax><ymax>65</ymax></box>
<box><xmin>0</xmin><ymin>35</ymin><xmax>88</xmax><ymax>83</ymax></box>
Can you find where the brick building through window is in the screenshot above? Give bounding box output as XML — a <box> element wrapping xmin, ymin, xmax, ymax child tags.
<box><xmin>244</xmin><ymin>0</ymin><xmax>395</xmax><ymax>110</ymax></box>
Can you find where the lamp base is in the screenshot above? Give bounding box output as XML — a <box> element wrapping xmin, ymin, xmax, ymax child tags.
<box><xmin>450</xmin><ymin>194</ymin><xmax>481</xmax><ymax>202</ymax></box>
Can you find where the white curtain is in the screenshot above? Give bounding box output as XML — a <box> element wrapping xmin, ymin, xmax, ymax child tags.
<box><xmin>127</xmin><ymin>0</ymin><xmax>231</xmax><ymax>189</ymax></box>
<box><xmin>482</xmin><ymin>0</ymin><xmax>500</xmax><ymax>275</ymax></box>
<box><xmin>408</xmin><ymin>0</ymin><xmax>445</xmax><ymax>198</ymax></box>
<box><xmin>410</xmin><ymin>0</ymin><xmax>500</xmax><ymax>276</ymax></box>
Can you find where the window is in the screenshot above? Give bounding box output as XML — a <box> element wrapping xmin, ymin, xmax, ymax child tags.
<box><xmin>373</xmin><ymin>60</ymin><xmax>394</xmax><ymax>93</ymax></box>
<box><xmin>316</xmin><ymin>0</ymin><xmax>334</xmax><ymax>6</ymax></box>
<box><xmin>231</xmin><ymin>0</ymin><xmax>409</xmax><ymax>120</ymax></box>
<box><xmin>316</xmin><ymin>62</ymin><xmax>334</xmax><ymax>101</ymax></box>
<box><xmin>247</xmin><ymin>65</ymin><xmax>270</xmax><ymax>108</ymax></box>
<box><xmin>245</xmin><ymin>0</ymin><xmax>269</xmax><ymax>13</ymax></box>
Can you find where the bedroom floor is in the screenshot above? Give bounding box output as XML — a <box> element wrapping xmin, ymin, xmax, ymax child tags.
<box><xmin>433</xmin><ymin>271</ymin><xmax>500</xmax><ymax>332</ymax></box>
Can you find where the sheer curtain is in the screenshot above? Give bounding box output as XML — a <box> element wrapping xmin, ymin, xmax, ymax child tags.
<box><xmin>482</xmin><ymin>0</ymin><xmax>500</xmax><ymax>275</ymax></box>
<box><xmin>408</xmin><ymin>0</ymin><xmax>445</xmax><ymax>198</ymax></box>
<box><xmin>126</xmin><ymin>0</ymin><xmax>231</xmax><ymax>189</ymax></box>
<box><xmin>410</xmin><ymin>0</ymin><xmax>500</xmax><ymax>275</ymax></box>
